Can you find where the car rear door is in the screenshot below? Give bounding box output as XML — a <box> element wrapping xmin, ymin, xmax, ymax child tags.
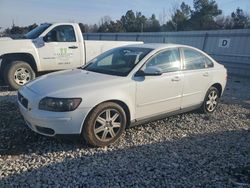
<box><xmin>180</xmin><ymin>47</ymin><xmax>211</xmax><ymax>109</ymax></box>
<box><xmin>135</xmin><ymin>48</ymin><xmax>183</xmax><ymax>119</ymax></box>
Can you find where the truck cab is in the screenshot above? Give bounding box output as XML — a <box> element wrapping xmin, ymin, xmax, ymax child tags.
<box><xmin>32</xmin><ymin>23</ymin><xmax>84</xmax><ymax>71</ymax></box>
<box><xmin>0</xmin><ymin>23</ymin><xmax>142</xmax><ymax>89</ymax></box>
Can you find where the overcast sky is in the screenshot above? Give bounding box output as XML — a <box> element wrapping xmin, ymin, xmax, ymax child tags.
<box><xmin>0</xmin><ymin>0</ymin><xmax>249</xmax><ymax>29</ymax></box>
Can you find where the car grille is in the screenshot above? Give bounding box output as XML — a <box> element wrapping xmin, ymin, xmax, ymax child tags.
<box><xmin>18</xmin><ymin>92</ymin><xmax>28</xmax><ymax>109</ymax></box>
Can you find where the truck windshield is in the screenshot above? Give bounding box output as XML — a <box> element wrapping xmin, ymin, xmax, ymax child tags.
<box><xmin>84</xmin><ymin>47</ymin><xmax>152</xmax><ymax>76</ymax></box>
<box><xmin>25</xmin><ymin>23</ymin><xmax>51</xmax><ymax>39</ymax></box>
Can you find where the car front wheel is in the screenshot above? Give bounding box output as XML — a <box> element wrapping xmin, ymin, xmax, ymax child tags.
<box><xmin>202</xmin><ymin>86</ymin><xmax>219</xmax><ymax>113</ymax></box>
<box><xmin>82</xmin><ymin>102</ymin><xmax>127</xmax><ymax>147</ymax></box>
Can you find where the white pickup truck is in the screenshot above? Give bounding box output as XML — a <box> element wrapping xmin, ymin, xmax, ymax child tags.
<box><xmin>0</xmin><ymin>23</ymin><xmax>142</xmax><ymax>89</ymax></box>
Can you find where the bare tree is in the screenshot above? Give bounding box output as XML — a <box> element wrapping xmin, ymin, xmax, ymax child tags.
<box><xmin>99</xmin><ymin>15</ymin><xmax>112</xmax><ymax>26</ymax></box>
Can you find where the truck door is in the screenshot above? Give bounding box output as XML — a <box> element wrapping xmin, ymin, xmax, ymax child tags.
<box><xmin>38</xmin><ymin>25</ymin><xmax>81</xmax><ymax>71</ymax></box>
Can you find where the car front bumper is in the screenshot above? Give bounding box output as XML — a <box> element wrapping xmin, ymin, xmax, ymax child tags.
<box><xmin>18</xmin><ymin>87</ymin><xmax>91</xmax><ymax>136</ymax></box>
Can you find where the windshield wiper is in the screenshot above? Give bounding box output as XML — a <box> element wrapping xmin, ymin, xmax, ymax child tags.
<box><xmin>77</xmin><ymin>66</ymin><xmax>84</xmax><ymax>70</ymax></box>
<box><xmin>79</xmin><ymin>62</ymin><xmax>93</xmax><ymax>70</ymax></box>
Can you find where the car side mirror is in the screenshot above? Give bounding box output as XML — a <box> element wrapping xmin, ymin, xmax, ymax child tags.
<box><xmin>135</xmin><ymin>66</ymin><xmax>163</xmax><ymax>76</ymax></box>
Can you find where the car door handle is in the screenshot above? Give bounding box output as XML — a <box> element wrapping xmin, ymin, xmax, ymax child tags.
<box><xmin>203</xmin><ymin>72</ymin><xmax>209</xmax><ymax>77</ymax></box>
<box><xmin>68</xmin><ymin>46</ymin><xmax>78</xmax><ymax>49</ymax></box>
<box><xmin>171</xmin><ymin>76</ymin><xmax>181</xmax><ymax>81</ymax></box>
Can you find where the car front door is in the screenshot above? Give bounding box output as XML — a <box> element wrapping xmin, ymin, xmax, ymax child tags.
<box><xmin>38</xmin><ymin>25</ymin><xmax>81</xmax><ymax>71</ymax></box>
<box><xmin>180</xmin><ymin>48</ymin><xmax>211</xmax><ymax>109</ymax></box>
<box><xmin>134</xmin><ymin>48</ymin><xmax>183</xmax><ymax>120</ymax></box>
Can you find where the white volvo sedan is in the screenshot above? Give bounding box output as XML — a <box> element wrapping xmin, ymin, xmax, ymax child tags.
<box><xmin>18</xmin><ymin>44</ymin><xmax>227</xmax><ymax>147</ymax></box>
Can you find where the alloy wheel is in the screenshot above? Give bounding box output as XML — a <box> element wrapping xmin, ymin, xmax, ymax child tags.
<box><xmin>206</xmin><ymin>90</ymin><xmax>218</xmax><ymax>112</ymax></box>
<box><xmin>94</xmin><ymin>109</ymin><xmax>122</xmax><ymax>142</ymax></box>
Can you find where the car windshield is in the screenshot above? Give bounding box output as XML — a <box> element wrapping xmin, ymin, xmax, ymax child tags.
<box><xmin>84</xmin><ymin>47</ymin><xmax>152</xmax><ymax>76</ymax></box>
<box><xmin>24</xmin><ymin>23</ymin><xmax>51</xmax><ymax>39</ymax></box>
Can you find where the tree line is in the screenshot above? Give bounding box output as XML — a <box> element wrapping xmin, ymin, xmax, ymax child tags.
<box><xmin>2</xmin><ymin>0</ymin><xmax>250</xmax><ymax>35</ymax></box>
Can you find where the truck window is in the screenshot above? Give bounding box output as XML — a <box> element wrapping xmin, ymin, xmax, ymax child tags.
<box><xmin>25</xmin><ymin>23</ymin><xmax>51</xmax><ymax>39</ymax></box>
<box><xmin>45</xmin><ymin>25</ymin><xmax>76</xmax><ymax>42</ymax></box>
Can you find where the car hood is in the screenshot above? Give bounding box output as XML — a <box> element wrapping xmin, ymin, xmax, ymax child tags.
<box><xmin>25</xmin><ymin>69</ymin><xmax>126</xmax><ymax>97</ymax></box>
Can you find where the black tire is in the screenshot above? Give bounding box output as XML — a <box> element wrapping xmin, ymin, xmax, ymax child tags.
<box><xmin>82</xmin><ymin>102</ymin><xmax>127</xmax><ymax>147</ymax></box>
<box><xmin>0</xmin><ymin>60</ymin><xmax>7</xmax><ymax>81</ymax></box>
<box><xmin>4</xmin><ymin>61</ymin><xmax>35</xmax><ymax>90</ymax></box>
<box><xmin>201</xmin><ymin>86</ymin><xmax>219</xmax><ymax>114</ymax></box>
<box><xmin>0</xmin><ymin>68</ymin><xmax>4</xmax><ymax>81</ymax></box>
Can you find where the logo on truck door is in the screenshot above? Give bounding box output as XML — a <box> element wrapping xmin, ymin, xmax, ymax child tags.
<box><xmin>54</xmin><ymin>48</ymin><xmax>72</xmax><ymax>56</ymax></box>
<box><xmin>55</xmin><ymin>48</ymin><xmax>69</xmax><ymax>56</ymax></box>
<box><xmin>54</xmin><ymin>48</ymin><xmax>73</xmax><ymax>65</ymax></box>
<box><xmin>60</xmin><ymin>48</ymin><xmax>68</xmax><ymax>56</ymax></box>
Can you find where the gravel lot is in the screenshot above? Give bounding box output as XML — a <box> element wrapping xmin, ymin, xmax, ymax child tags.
<box><xmin>0</xmin><ymin>76</ymin><xmax>250</xmax><ymax>187</ymax></box>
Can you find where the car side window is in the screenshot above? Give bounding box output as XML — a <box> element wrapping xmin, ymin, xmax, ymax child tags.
<box><xmin>205</xmin><ymin>57</ymin><xmax>214</xmax><ymax>68</ymax></box>
<box><xmin>183</xmin><ymin>48</ymin><xmax>206</xmax><ymax>70</ymax></box>
<box><xmin>97</xmin><ymin>54</ymin><xmax>113</xmax><ymax>66</ymax></box>
<box><xmin>143</xmin><ymin>48</ymin><xmax>181</xmax><ymax>73</ymax></box>
<box><xmin>45</xmin><ymin>25</ymin><xmax>76</xmax><ymax>42</ymax></box>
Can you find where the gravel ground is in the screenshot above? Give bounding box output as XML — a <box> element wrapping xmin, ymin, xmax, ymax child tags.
<box><xmin>0</xmin><ymin>76</ymin><xmax>250</xmax><ymax>187</ymax></box>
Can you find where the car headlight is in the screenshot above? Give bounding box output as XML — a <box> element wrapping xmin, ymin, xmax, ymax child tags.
<box><xmin>39</xmin><ymin>97</ymin><xmax>82</xmax><ymax>112</ymax></box>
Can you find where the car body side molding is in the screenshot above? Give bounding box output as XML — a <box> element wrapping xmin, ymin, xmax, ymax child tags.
<box><xmin>129</xmin><ymin>103</ymin><xmax>202</xmax><ymax>128</ymax></box>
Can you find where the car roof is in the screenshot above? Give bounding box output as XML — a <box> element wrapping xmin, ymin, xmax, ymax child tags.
<box><xmin>124</xmin><ymin>43</ymin><xmax>191</xmax><ymax>50</ymax></box>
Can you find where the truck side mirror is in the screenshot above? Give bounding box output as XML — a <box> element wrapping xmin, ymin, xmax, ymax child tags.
<box><xmin>34</xmin><ymin>37</ymin><xmax>45</xmax><ymax>47</ymax></box>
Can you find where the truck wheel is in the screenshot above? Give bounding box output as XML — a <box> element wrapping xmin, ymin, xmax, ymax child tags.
<box><xmin>0</xmin><ymin>60</ymin><xmax>7</xmax><ymax>81</ymax></box>
<box><xmin>0</xmin><ymin>68</ymin><xmax>4</xmax><ymax>81</ymax></box>
<box><xmin>82</xmin><ymin>102</ymin><xmax>126</xmax><ymax>147</ymax></box>
<box><xmin>4</xmin><ymin>61</ymin><xmax>35</xmax><ymax>90</ymax></box>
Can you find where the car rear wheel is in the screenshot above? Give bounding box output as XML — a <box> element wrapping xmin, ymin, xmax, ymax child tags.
<box><xmin>4</xmin><ymin>61</ymin><xmax>35</xmax><ymax>90</ymax></box>
<box><xmin>201</xmin><ymin>86</ymin><xmax>219</xmax><ymax>113</ymax></box>
<box><xmin>82</xmin><ymin>102</ymin><xmax>126</xmax><ymax>147</ymax></box>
